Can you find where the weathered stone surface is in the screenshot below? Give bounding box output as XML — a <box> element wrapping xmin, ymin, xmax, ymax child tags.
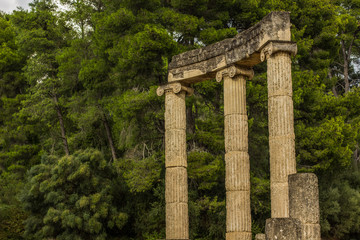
<box><xmin>289</xmin><ymin>173</ymin><xmax>321</xmax><ymax>240</ymax></box>
<box><xmin>225</xmin><ymin>151</ymin><xmax>250</xmax><ymax>191</ymax></box>
<box><xmin>270</xmin><ymin>182</ymin><xmax>290</xmax><ymax>218</ymax></box>
<box><xmin>289</xmin><ymin>173</ymin><xmax>320</xmax><ymax>224</ymax></box>
<box><xmin>170</xmin><ymin>38</ymin><xmax>233</xmax><ymax>69</ymax></box>
<box><xmin>224</xmin><ymin>115</ymin><xmax>248</xmax><ymax>152</ymax></box>
<box><xmin>166</xmin><ymin>202</ymin><xmax>189</xmax><ymax>239</ymax></box>
<box><xmin>226</xmin><ymin>232</ymin><xmax>252</xmax><ymax>240</ymax></box>
<box><xmin>165</xmin><ymin>167</ymin><xmax>188</xmax><ymax>203</ymax></box>
<box><xmin>223</xmin><ymin>74</ymin><xmax>248</xmax><ymax>116</ymax></box>
<box><xmin>165</xmin><ymin>91</ymin><xmax>186</xmax><ymax>130</ymax></box>
<box><xmin>226</xmin><ymin>191</ymin><xmax>251</xmax><ymax>232</ymax></box>
<box><xmin>255</xmin><ymin>233</ymin><xmax>266</xmax><ymax>240</ymax></box>
<box><xmin>302</xmin><ymin>224</ymin><xmax>321</xmax><ymax>240</ymax></box>
<box><xmin>165</xmin><ymin>129</ymin><xmax>187</xmax><ymax>168</ymax></box>
<box><xmin>168</xmin><ymin>55</ymin><xmax>227</xmax><ymax>83</ymax></box>
<box><xmin>265</xmin><ymin>218</ymin><xmax>302</xmax><ymax>240</ymax></box>
<box><xmin>269</xmin><ymin>136</ymin><xmax>296</xmax><ymax>182</ymax></box>
<box><xmin>268</xmin><ymin>97</ymin><xmax>295</xmax><ymax>137</ymax></box>
<box><xmin>168</xmin><ymin>12</ymin><xmax>291</xmax><ymax>83</ymax></box>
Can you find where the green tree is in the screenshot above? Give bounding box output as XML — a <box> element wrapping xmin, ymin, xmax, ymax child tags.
<box><xmin>13</xmin><ymin>1</ymin><xmax>72</xmax><ymax>156</ymax></box>
<box><xmin>21</xmin><ymin>149</ymin><xmax>128</xmax><ymax>239</ymax></box>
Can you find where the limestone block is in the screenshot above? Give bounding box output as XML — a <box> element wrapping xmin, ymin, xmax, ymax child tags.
<box><xmin>269</xmin><ymin>136</ymin><xmax>296</xmax><ymax>182</ymax></box>
<box><xmin>226</xmin><ymin>232</ymin><xmax>252</xmax><ymax>240</ymax></box>
<box><xmin>268</xmin><ymin>96</ymin><xmax>294</xmax><ymax>137</ymax></box>
<box><xmin>224</xmin><ymin>114</ymin><xmax>248</xmax><ymax>152</ymax></box>
<box><xmin>302</xmin><ymin>223</ymin><xmax>321</xmax><ymax>240</ymax></box>
<box><xmin>166</xmin><ymin>202</ymin><xmax>189</xmax><ymax>240</ymax></box>
<box><xmin>289</xmin><ymin>173</ymin><xmax>321</xmax><ymax>240</ymax></box>
<box><xmin>165</xmin><ymin>91</ymin><xmax>186</xmax><ymax>130</ymax></box>
<box><xmin>266</xmin><ymin>52</ymin><xmax>293</xmax><ymax>98</ymax></box>
<box><xmin>255</xmin><ymin>233</ymin><xmax>266</xmax><ymax>240</ymax></box>
<box><xmin>265</xmin><ymin>218</ymin><xmax>302</xmax><ymax>240</ymax></box>
<box><xmin>169</xmin><ymin>12</ymin><xmax>292</xmax><ymax>72</ymax></box>
<box><xmin>165</xmin><ymin>129</ymin><xmax>187</xmax><ymax>168</ymax></box>
<box><xmin>223</xmin><ymin>75</ymin><xmax>247</xmax><ymax>116</ymax></box>
<box><xmin>270</xmin><ymin>182</ymin><xmax>289</xmax><ymax>218</ymax></box>
<box><xmin>225</xmin><ymin>151</ymin><xmax>250</xmax><ymax>191</ymax></box>
<box><xmin>288</xmin><ymin>173</ymin><xmax>320</xmax><ymax>224</ymax></box>
<box><xmin>226</xmin><ymin>191</ymin><xmax>251</xmax><ymax>232</ymax></box>
<box><xmin>165</xmin><ymin>167</ymin><xmax>188</xmax><ymax>203</ymax></box>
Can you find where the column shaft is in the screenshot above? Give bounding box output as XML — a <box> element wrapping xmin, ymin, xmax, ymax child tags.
<box><xmin>224</xmin><ymin>74</ymin><xmax>251</xmax><ymax>240</ymax></box>
<box><xmin>267</xmin><ymin>52</ymin><xmax>296</xmax><ymax>218</ymax></box>
<box><xmin>165</xmin><ymin>90</ymin><xmax>189</xmax><ymax>240</ymax></box>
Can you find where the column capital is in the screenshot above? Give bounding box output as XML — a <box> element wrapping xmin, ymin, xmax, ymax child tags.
<box><xmin>216</xmin><ymin>65</ymin><xmax>254</xmax><ymax>83</ymax></box>
<box><xmin>157</xmin><ymin>82</ymin><xmax>194</xmax><ymax>96</ymax></box>
<box><xmin>260</xmin><ymin>41</ymin><xmax>297</xmax><ymax>62</ymax></box>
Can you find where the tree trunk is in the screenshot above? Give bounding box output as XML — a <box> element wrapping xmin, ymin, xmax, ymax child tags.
<box><xmin>186</xmin><ymin>103</ymin><xmax>195</xmax><ymax>135</ymax></box>
<box><xmin>102</xmin><ymin>113</ymin><xmax>117</xmax><ymax>161</ymax></box>
<box><xmin>353</xmin><ymin>145</ymin><xmax>359</xmax><ymax>172</ymax></box>
<box><xmin>344</xmin><ymin>59</ymin><xmax>350</xmax><ymax>93</ymax></box>
<box><xmin>341</xmin><ymin>39</ymin><xmax>352</xmax><ymax>93</ymax></box>
<box><xmin>328</xmin><ymin>70</ymin><xmax>338</xmax><ymax>97</ymax></box>
<box><xmin>54</xmin><ymin>94</ymin><xmax>70</xmax><ymax>156</ymax></box>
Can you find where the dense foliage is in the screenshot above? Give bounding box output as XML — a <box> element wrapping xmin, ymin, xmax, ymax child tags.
<box><xmin>0</xmin><ymin>0</ymin><xmax>359</xmax><ymax>239</ymax></box>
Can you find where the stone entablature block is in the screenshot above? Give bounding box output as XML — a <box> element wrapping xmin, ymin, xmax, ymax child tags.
<box><xmin>168</xmin><ymin>12</ymin><xmax>291</xmax><ymax>83</ymax></box>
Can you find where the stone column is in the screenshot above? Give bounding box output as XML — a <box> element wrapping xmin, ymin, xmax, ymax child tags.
<box><xmin>216</xmin><ymin>65</ymin><xmax>254</xmax><ymax>240</ymax></box>
<box><xmin>260</xmin><ymin>41</ymin><xmax>297</xmax><ymax>218</ymax></box>
<box><xmin>289</xmin><ymin>173</ymin><xmax>321</xmax><ymax>240</ymax></box>
<box><xmin>157</xmin><ymin>83</ymin><xmax>193</xmax><ymax>240</ymax></box>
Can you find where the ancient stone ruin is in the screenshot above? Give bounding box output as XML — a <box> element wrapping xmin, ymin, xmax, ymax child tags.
<box><xmin>157</xmin><ymin>11</ymin><xmax>321</xmax><ymax>240</ymax></box>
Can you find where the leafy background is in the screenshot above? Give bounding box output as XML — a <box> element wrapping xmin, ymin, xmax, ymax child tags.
<box><xmin>0</xmin><ymin>0</ymin><xmax>360</xmax><ymax>239</ymax></box>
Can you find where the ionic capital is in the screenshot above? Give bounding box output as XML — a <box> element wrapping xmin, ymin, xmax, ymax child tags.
<box><xmin>216</xmin><ymin>65</ymin><xmax>254</xmax><ymax>83</ymax></box>
<box><xmin>157</xmin><ymin>82</ymin><xmax>194</xmax><ymax>96</ymax></box>
<box><xmin>260</xmin><ymin>41</ymin><xmax>297</xmax><ymax>62</ymax></box>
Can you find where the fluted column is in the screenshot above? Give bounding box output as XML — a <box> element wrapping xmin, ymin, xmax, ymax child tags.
<box><xmin>216</xmin><ymin>66</ymin><xmax>254</xmax><ymax>240</ymax></box>
<box><xmin>157</xmin><ymin>83</ymin><xmax>193</xmax><ymax>240</ymax></box>
<box><xmin>261</xmin><ymin>41</ymin><xmax>297</xmax><ymax>218</ymax></box>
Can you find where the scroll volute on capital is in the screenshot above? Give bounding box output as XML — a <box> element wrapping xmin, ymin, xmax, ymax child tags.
<box><xmin>216</xmin><ymin>65</ymin><xmax>254</xmax><ymax>82</ymax></box>
<box><xmin>157</xmin><ymin>82</ymin><xmax>194</xmax><ymax>96</ymax></box>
